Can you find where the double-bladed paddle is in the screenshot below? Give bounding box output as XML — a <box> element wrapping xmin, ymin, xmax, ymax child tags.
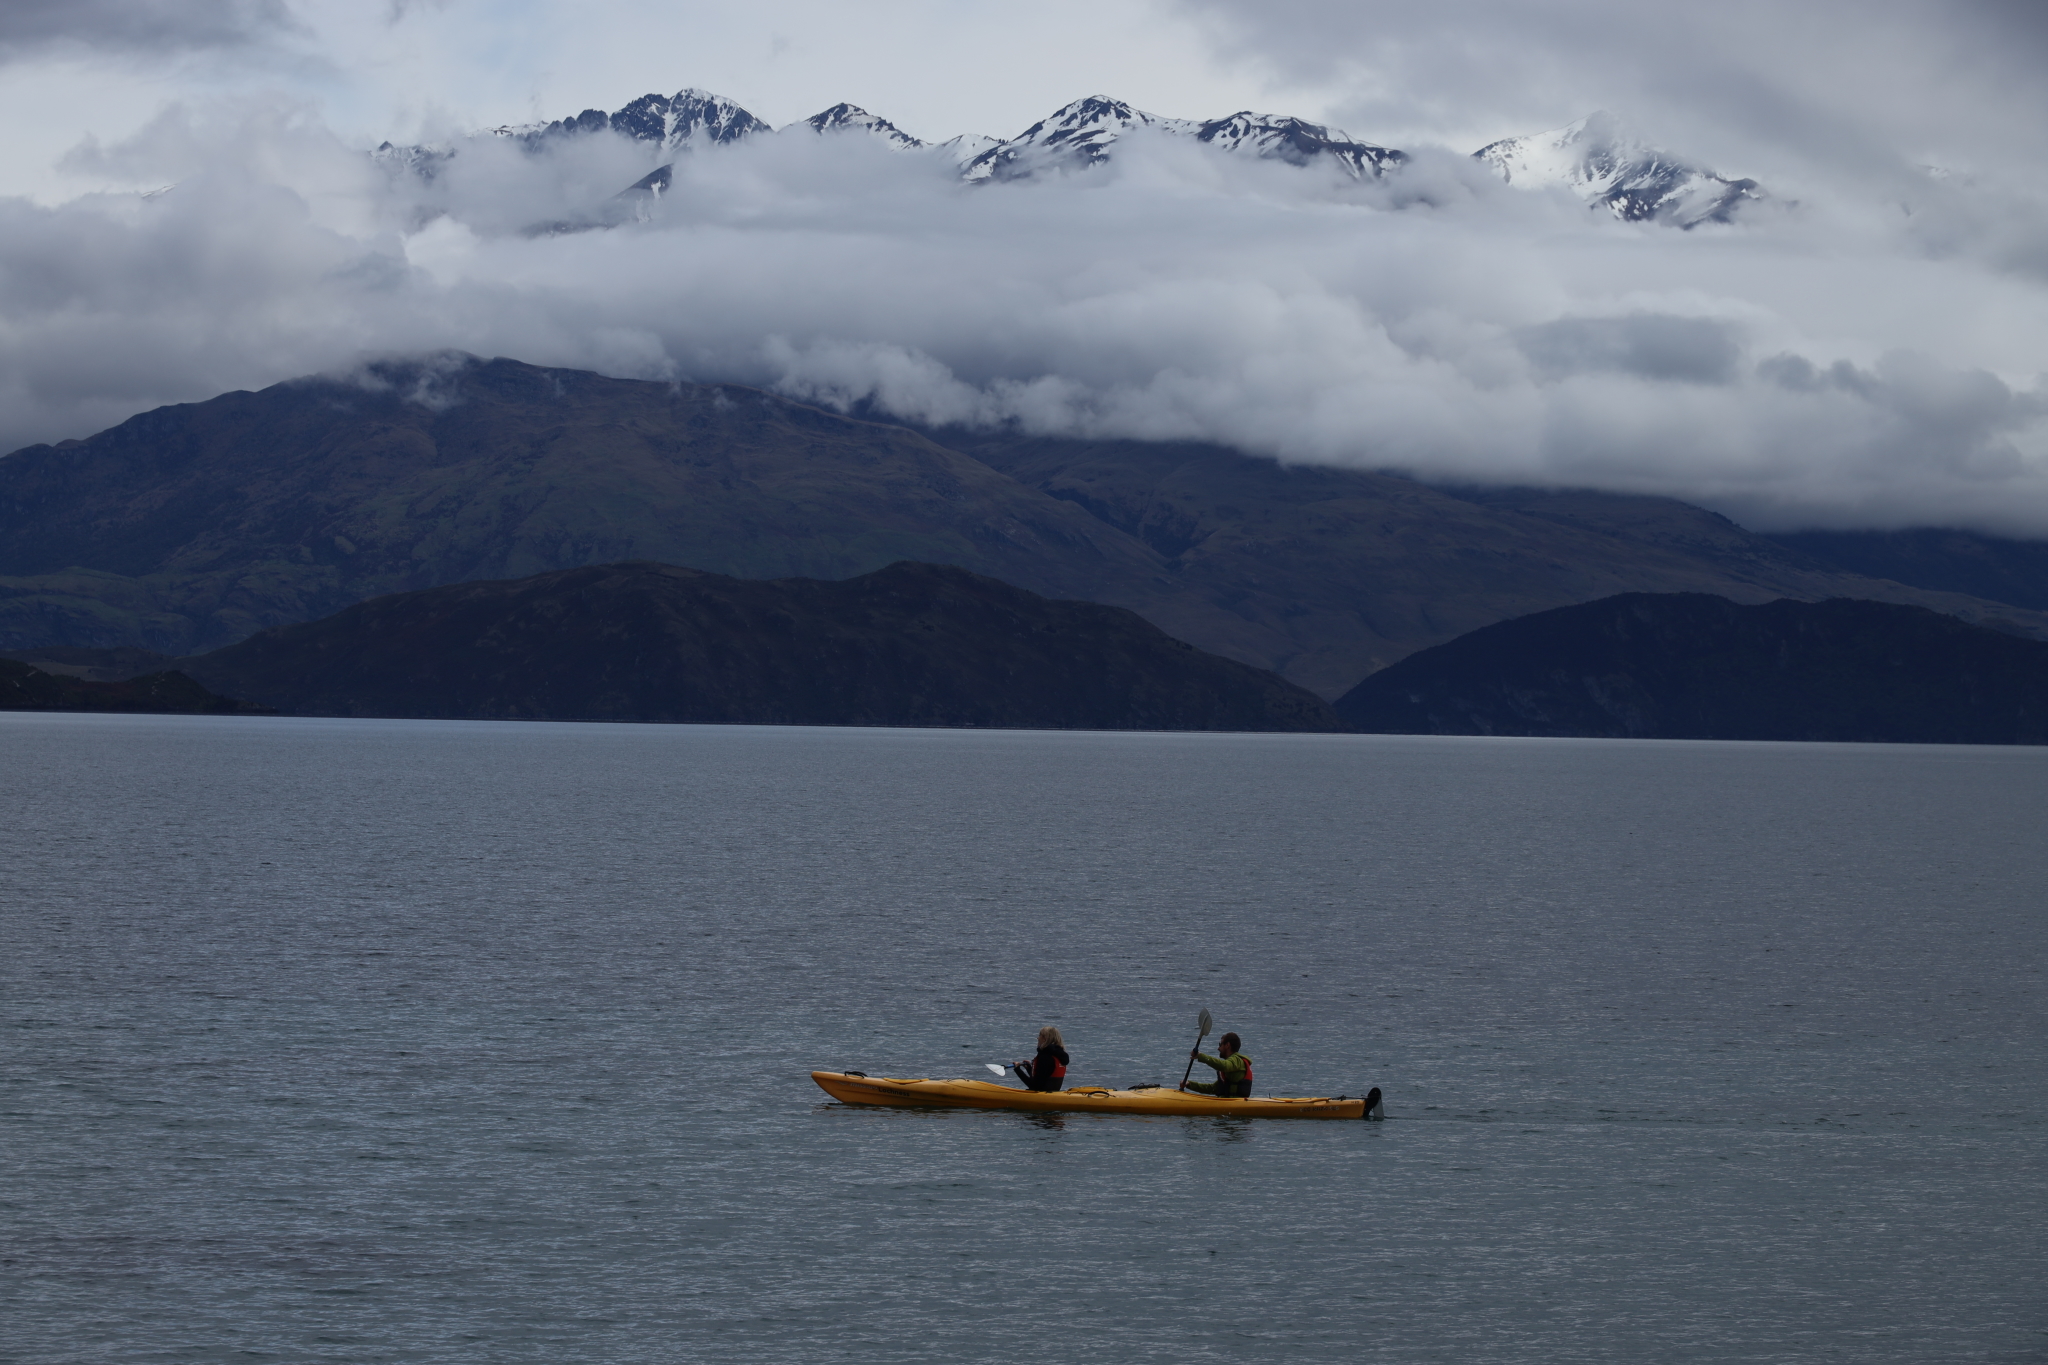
<box><xmin>1177</xmin><ymin>1007</ymin><xmax>1214</xmax><ymax>1091</ymax></box>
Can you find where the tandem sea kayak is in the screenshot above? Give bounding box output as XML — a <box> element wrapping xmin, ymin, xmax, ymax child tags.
<box><xmin>811</xmin><ymin>1071</ymin><xmax>1382</xmax><ymax>1119</ymax></box>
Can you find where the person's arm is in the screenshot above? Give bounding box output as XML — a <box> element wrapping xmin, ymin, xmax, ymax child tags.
<box><xmin>1195</xmin><ymin>1051</ymin><xmax>1226</xmax><ymax>1073</ymax></box>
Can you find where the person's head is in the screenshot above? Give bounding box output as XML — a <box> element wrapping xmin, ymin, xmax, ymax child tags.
<box><xmin>1218</xmin><ymin>1032</ymin><xmax>1241</xmax><ymax>1056</ymax></box>
<box><xmin>1038</xmin><ymin>1025</ymin><xmax>1064</xmax><ymax>1050</ymax></box>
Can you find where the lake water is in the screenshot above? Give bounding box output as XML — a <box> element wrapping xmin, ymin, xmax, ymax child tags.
<box><xmin>3</xmin><ymin>713</ymin><xmax>2045</xmax><ymax>1363</ymax></box>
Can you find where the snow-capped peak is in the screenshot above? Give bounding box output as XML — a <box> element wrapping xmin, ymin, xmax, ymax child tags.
<box><xmin>937</xmin><ymin>133</ymin><xmax>1000</xmax><ymax>170</ymax></box>
<box><xmin>1475</xmin><ymin>112</ymin><xmax>1760</xmax><ymax>226</ymax></box>
<box><xmin>1194</xmin><ymin>112</ymin><xmax>1405</xmax><ymax>179</ymax></box>
<box><xmin>797</xmin><ymin>103</ymin><xmax>924</xmax><ymax>150</ymax></box>
<box><xmin>377</xmin><ymin>87</ymin><xmax>1766</xmax><ymax>235</ymax></box>
<box><xmin>962</xmin><ymin>96</ymin><xmax>1199</xmax><ymax>182</ymax></box>
<box><xmin>960</xmin><ymin>97</ymin><xmax>1405</xmax><ymax>184</ymax></box>
<box><xmin>625</xmin><ymin>88</ymin><xmax>771</xmax><ymax>151</ymax></box>
<box><xmin>479</xmin><ymin>88</ymin><xmax>769</xmax><ymax>155</ymax></box>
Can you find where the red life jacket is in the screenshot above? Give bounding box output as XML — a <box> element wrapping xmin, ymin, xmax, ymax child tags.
<box><xmin>1025</xmin><ymin>1046</ymin><xmax>1069</xmax><ymax>1090</ymax></box>
<box><xmin>1220</xmin><ymin>1054</ymin><xmax>1252</xmax><ymax>1098</ymax></box>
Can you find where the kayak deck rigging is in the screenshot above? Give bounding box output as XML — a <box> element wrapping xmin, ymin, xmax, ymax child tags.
<box><xmin>811</xmin><ymin>1071</ymin><xmax>1378</xmax><ymax>1119</ymax></box>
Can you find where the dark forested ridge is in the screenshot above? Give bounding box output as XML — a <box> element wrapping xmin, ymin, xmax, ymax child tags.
<box><xmin>1334</xmin><ymin>593</ymin><xmax>2048</xmax><ymax>743</ymax></box>
<box><xmin>0</xmin><ymin>645</ymin><xmax>176</xmax><ymax>682</ymax></box>
<box><xmin>6</xmin><ymin>355</ymin><xmax>2047</xmax><ymax>698</ymax></box>
<box><xmin>181</xmin><ymin>560</ymin><xmax>1344</xmax><ymax>731</ymax></box>
<box><xmin>1766</xmin><ymin>528</ymin><xmax>2048</xmax><ymax>613</ymax></box>
<box><xmin>0</xmin><ymin>657</ymin><xmax>269</xmax><ymax>715</ymax></box>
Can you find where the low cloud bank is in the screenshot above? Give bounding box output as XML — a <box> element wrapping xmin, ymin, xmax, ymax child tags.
<box><xmin>4</xmin><ymin>100</ymin><xmax>2047</xmax><ymax>534</ymax></box>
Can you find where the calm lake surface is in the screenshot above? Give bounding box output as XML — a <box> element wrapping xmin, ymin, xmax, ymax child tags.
<box><xmin>3</xmin><ymin>714</ymin><xmax>2044</xmax><ymax>1363</ymax></box>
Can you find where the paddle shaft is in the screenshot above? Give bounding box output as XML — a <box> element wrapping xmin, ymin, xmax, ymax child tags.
<box><xmin>1177</xmin><ymin>1027</ymin><xmax>1208</xmax><ymax>1090</ymax></box>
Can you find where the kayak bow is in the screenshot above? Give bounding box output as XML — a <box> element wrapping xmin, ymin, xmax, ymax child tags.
<box><xmin>811</xmin><ymin>1071</ymin><xmax>1374</xmax><ymax>1119</ymax></box>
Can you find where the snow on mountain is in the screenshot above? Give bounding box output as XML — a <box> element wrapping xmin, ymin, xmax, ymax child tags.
<box><xmin>378</xmin><ymin>88</ymin><xmax>1760</xmax><ymax>231</ymax></box>
<box><xmin>604</xmin><ymin>98</ymin><xmax>925</xmax><ymax>207</ymax></box>
<box><xmin>1192</xmin><ymin>112</ymin><xmax>1405</xmax><ymax>178</ymax></box>
<box><xmin>371</xmin><ymin>140</ymin><xmax>453</xmax><ymax>181</ymax></box>
<box><xmin>617</xmin><ymin>164</ymin><xmax>673</xmax><ymax>200</ymax></box>
<box><xmin>960</xmin><ymin>98</ymin><xmax>1405</xmax><ymax>182</ymax></box>
<box><xmin>518</xmin><ymin>87</ymin><xmax>771</xmax><ymax>153</ymax></box>
<box><xmin>404</xmin><ymin>88</ymin><xmax>1413</xmax><ymax>189</ymax></box>
<box><xmin>801</xmin><ymin>103</ymin><xmax>924</xmax><ymax>150</ymax></box>
<box><xmin>937</xmin><ymin>133</ymin><xmax>999</xmax><ymax>169</ymax></box>
<box><xmin>493</xmin><ymin>91</ymin><xmax>918</xmax><ymax>158</ymax></box>
<box><xmin>624</xmin><ymin>88</ymin><xmax>770</xmax><ymax>150</ymax></box>
<box><xmin>1474</xmin><ymin>112</ymin><xmax>1761</xmax><ymax>226</ymax></box>
<box><xmin>961</xmin><ymin>97</ymin><xmax>1199</xmax><ymax>182</ymax></box>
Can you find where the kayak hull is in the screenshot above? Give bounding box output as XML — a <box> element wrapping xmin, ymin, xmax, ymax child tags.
<box><xmin>811</xmin><ymin>1071</ymin><xmax>1370</xmax><ymax>1119</ymax></box>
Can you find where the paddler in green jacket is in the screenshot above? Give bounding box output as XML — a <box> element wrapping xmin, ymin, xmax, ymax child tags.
<box><xmin>1185</xmin><ymin>1032</ymin><xmax>1253</xmax><ymax>1098</ymax></box>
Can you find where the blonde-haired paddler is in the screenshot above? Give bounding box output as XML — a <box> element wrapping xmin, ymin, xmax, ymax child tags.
<box><xmin>1012</xmin><ymin>1026</ymin><xmax>1070</xmax><ymax>1092</ymax></box>
<box><xmin>1184</xmin><ymin>1032</ymin><xmax>1252</xmax><ymax>1098</ymax></box>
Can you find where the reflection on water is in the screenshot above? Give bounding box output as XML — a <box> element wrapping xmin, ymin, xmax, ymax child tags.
<box><xmin>4</xmin><ymin>715</ymin><xmax>2045</xmax><ymax>1364</ymax></box>
<box><xmin>1181</xmin><ymin>1117</ymin><xmax>1255</xmax><ymax>1143</ymax></box>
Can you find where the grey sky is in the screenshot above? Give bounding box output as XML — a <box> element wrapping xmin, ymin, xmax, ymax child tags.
<box><xmin>0</xmin><ymin>0</ymin><xmax>295</xmax><ymax>59</ymax></box>
<box><xmin>1172</xmin><ymin>0</ymin><xmax>2048</xmax><ymax>172</ymax></box>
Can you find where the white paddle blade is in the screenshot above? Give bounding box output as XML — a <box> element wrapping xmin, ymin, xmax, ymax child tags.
<box><xmin>984</xmin><ymin>1063</ymin><xmax>1008</xmax><ymax>1075</ymax></box>
<box><xmin>1197</xmin><ymin>1007</ymin><xmax>1213</xmax><ymax>1037</ymax></box>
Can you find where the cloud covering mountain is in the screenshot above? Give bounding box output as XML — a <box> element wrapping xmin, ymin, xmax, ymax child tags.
<box><xmin>3</xmin><ymin>61</ymin><xmax>2046</xmax><ymax>534</ymax></box>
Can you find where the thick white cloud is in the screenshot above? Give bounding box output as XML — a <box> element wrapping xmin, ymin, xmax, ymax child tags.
<box><xmin>2</xmin><ymin>1</ymin><xmax>2047</xmax><ymax>535</ymax></box>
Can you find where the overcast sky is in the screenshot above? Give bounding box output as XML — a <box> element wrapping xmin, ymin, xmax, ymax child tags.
<box><xmin>3</xmin><ymin>0</ymin><xmax>2046</xmax><ymax>533</ymax></box>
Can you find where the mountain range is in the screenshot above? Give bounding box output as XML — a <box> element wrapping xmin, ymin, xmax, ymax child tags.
<box><xmin>1761</xmin><ymin>528</ymin><xmax>2048</xmax><ymax>613</ymax></box>
<box><xmin>1334</xmin><ymin>593</ymin><xmax>2048</xmax><ymax>744</ymax></box>
<box><xmin>378</xmin><ymin>87</ymin><xmax>1758</xmax><ymax>227</ymax></box>
<box><xmin>4</xmin><ymin>355</ymin><xmax>2045</xmax><ymax>701</ymax></box>
<box><xmin>173</xmin><ymin>560</ymin><xmax>1341</xmax><ymax>730</ymax></box>
<box><xmin>0</xmin><ymin>656</ymin><xmax>265</xmax><ymax>716</ymax></box>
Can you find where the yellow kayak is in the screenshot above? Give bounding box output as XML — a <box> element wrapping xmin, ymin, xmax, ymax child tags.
<box><xmin>811</xmin><ymin>1071</ymin><xmax>1379</xmax><ymax>1119</ymax></box>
